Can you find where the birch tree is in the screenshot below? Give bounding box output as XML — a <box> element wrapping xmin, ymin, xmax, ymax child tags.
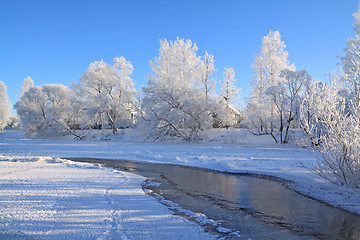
<box><xmin>266</xmin><ymin>69</ymin><xmax>310</xmax><ymax>143</ymax></box>
<box><xmin>200</xmin><ymin>51</ymin><xmax>216</xmax><ymax>102</ymax></box>
<box><xmin>247</xmin><ymin>30</ymin><xmax>295</xmax><ymax>142</ymax></box>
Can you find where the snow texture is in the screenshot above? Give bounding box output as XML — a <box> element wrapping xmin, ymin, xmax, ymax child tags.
<box><xmin>0</xmin><ymin>156</ymin><xmax>216</xmax><ymax>239</ymax></box>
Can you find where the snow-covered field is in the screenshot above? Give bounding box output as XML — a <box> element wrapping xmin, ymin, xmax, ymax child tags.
<box><xmin>1</xmin><ymin>129</ymin><xmax>360</xmax><ymax>238</ymax></box>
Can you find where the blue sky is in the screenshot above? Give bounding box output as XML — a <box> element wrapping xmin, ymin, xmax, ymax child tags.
<box><xmin>0</xmin><ymin>0</ymin><xmax>358</xmax><ymax>110</ymax></box>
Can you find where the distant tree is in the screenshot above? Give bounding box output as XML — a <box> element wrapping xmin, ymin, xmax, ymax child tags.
<box><xmin>340</xmin><ymin>2</ymin><xmax>360</xmax><ymax>108</ymax></box>
<box><xmin>41</xmin><ymin>84</ymin><xmax>81</xmax><ymax>137</ymax></box>
<box><xmin>200</xmin><ymin>51</ymin><xmax>216</xmax><ymax>102</ymax></box>
<box><xmin>141</xmin><ymin>38</ymin><xmax>214</xmax><ymax>140</ymax></box>
<box><xmin>215</xmin><ymin>67</ymin><xmax>241</xmax><ymax>128</ymax></box>
<box><xmin>75</xmin><ymin>57</ymin><xmax>137</xmax><ymax>134</ymax></box>
<box><xmin>6</xmin><ymin>114</ymin><xmax>20</xmax><ymax>129</ymax></box>
<box><xmin>0</xmin><ymin>81</ymin><xmax>11</xmax><ymax>133</ymax></box>
<box><xmin>15</xmin><ymin>86</ymin><xmax>47</xmax><ymax>135</ymax></box>
<box><xmin>221</xmin><ymin>67</ymin><xmax>239</xmax><ymax>106</ymax></box>
<box><xmin>20</xmin><ymin>76</ymin><xmax>34</xmax><ymax>97</ymax></box>
<box><xmin>300</xmin><ymin>78</ymin><xmax>340</xmax><ymax>146</ymax></box>
<box><xmin>266</xmin><ymin>69</ymin><xmax>310</xmax><ymax>143</ymax></box>
<box><xmin>15</xmin><ymin>84</ymin><xmax>82</xmax><ymax>138</ymax></box>
<box><xmin>247</xmin><ymin>30</ymin><xmax>295</xmax><ymax>142</ymax></box>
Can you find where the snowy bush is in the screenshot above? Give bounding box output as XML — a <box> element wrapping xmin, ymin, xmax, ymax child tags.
<box><xmin>298</xmin><ymin>4</ymin><xmax>360</xmax><ymax>188</ymax></box>
<box><xmin>300</xmin><ymin>83</ymin><xmax>360</xmax><ymax>187</ymax></box>
<box><xmin>299</xmin><ymin>80</ymin><xmax>340</xmax><ymax>146</ymax></box>
<box><xmin>6</xmin><ymin>114</ymin><xmax>20</xmax><ymax>130</ymax></box>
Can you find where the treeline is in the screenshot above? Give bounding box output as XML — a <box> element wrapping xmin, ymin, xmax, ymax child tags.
<box><xmin>13</xmin><ymin>39</ymin><xmax>242</xmax><ymax>141</ymax></box>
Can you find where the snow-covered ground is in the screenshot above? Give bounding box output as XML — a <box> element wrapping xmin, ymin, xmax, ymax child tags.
<box><xmin>1</xmin><ymin>129</ymin><xmax>360</xmax><ymax>238</ymax></box>
<box><xmin>0</xmin><ymin>157</ymin><xmax>217</xmax><ymax>239</ymax></box>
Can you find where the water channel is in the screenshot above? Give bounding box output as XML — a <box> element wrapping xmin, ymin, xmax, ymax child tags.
<box><xmin>70</xmin><ymin>158</ymin><xmax>360</xmax><ymax>240</ymax></box>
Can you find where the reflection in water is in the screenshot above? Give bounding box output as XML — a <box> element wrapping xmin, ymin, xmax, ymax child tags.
<box><xmin>71</xmin><ymin>158</ymin><xmax>360</xmax><ymax>240</ymax></box>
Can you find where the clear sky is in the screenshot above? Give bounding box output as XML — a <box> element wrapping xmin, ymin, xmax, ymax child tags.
<box><xmin>0</xmin><ymin>0</ymin><xmax>358</xmax><ymax>110</ymax></box>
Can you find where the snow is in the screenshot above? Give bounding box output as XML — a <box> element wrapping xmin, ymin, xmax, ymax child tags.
<box><xmin>1</xmin><ymin>129</ymin><xmax>360</xmax><ymax>238</ymax></box>
<box><xmin>0</xmin><ymin>157</ymin><xmax>217</xmax><ymax>239</ymax></box>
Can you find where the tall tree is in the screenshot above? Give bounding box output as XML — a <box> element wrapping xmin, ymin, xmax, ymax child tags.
<box><xmin>267</xmin><ymin>69</ymin><xmax>310</xmax><ymax>143</ymax></box>
<box><xmin>340</xmin><ymin>2</ymin><xmax>360</xmax><ymax>108</ymax></box>
<box><xmin>0</xmin><ymin>81</ymin><xmax>11</xmax><ymax>133</ymax></box>
<box><xmin>221</xmin><ymin>67</ymin><xmax>239</xmax><ymax>106</ymax></box>
<box><xmin>15</xmin><ymin>86</ymin><xmax>47</xmax><ymax>135</ymax></box>
<box><xmin>15</xmin><ymin>84</ymin><xmax>81</xmax><ymax>138</ymax></box>
<box><xmin>213</xmin><ymin>67</ymin><xmax>241</xmax><ymax>128</ymax></box>
<box><xmin>200</xmin><ymin>52</ymin><xmax>216</xmax><ymax>101</ymax></box>
<box><xmin>247</xmin><ymin>30</ymin><xmax>294</xmax><ymax>141</ymax></box>
<box><xmin>141</xmin><ymin>38</ymin><xmax>214</xmax><ymax>140</ymax></box>
<box><xmin>75</xmin><ymin>57</ymin><xmax>137</xmax><ymax>134</ymax></box>
<box><xmin>20</xmin><ymin>76</ymin><xmax>34</xmax><ymax>97</ymax></box>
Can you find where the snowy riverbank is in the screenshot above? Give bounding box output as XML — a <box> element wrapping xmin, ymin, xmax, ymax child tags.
<box><xmin>0</xmin><ymin>157</ymin><xmax>218</xmax><ymax>239</ymax></box>
<box><xmin>1</xmin><ymin>129</ymin><xmax>360</xmax><ymax>238</ymax></box>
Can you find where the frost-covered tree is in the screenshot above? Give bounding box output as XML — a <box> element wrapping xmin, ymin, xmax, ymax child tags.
<box><xmin>247</xmin><ymin>30</ymin><xmax>295</xmax><ymax>142</ymax></box>
<box><xmin>15</xmin><ymin>84</ymin><xmax>81</xmax><ymax>137</ymax></box>
<box><xmin>20</xmin><ymin>76</ymin><xmax>34</xmax><ymax>97</ymax></box>
<box><xmin>15</xmin><ymin>86</ymin><xmax>47</xmax><ymax>135</ymax></box>
<box><xmin>221</xmin><ymin>67</ymin><xmax>239</xmax><ymax>106</ymax></box>
<box><xmin>6</xmin><ymin>114</ymin><xmax>20</xmax><ymax>129</ymax></box>
<box><xmin>0</xmin><ymin>81</ymin><xmax>11</xmax><ymax>133</ymax></box>
<box><xmin>41</xmin><ymin>84</ymin><xmax>81</xmax><ymax>137</ymax></box>
<box><xmin>300</xmin><ymin>79</ymin><xmax>360</xmax><ymax>187</ymax></box>
<box><xmin>340</xmin><ymin>2</ymin><xmax>360</xmax><ymax>108</ymax></box>
<box><xmin>265</xmin><ymin>69</ymin><xmax>311</xmax><ymax>143</ymax></box>
<box><xmin>75</xmin><ymin>57</ymin><xmax>137</xmax><ymax>134</ymax></box>
<box><xmin>200</xmin><ymin>51</ymin><xmax>216</xmax><ymax>101</ymax></box>
<box><xmin>215</xmin><ymin>67</ymin><xmax>241</xmax><ymax>128</ymax></box>
<box><xmin>298</xmin><ymin>3</ymin><xmax>360</xmax><ymax>188</ymax></box>
<box><xmin>300</xmin><ymin>78</ymin><xmax>340</xmax><ymax>146</ymax></box>
<box><xmin>141</xmin><ymin>38</ymin><xmax>214</xmax><ymax>140</ymax></box>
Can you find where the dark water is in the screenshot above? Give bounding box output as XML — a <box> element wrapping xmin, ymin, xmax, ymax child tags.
<box><xmin>70</xmin><ymin>158</ymin><xmax>360</xmax><ymax>240</ymax></box>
